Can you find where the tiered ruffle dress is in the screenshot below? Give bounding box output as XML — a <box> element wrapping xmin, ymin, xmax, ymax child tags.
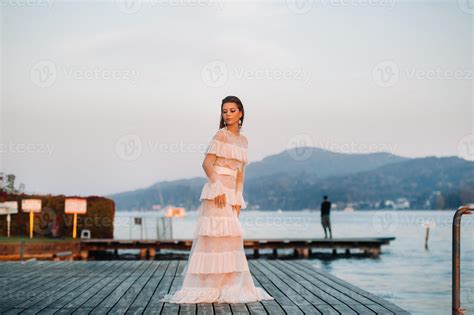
<box><xmin>160</xmin><ymin>127</ymin><xmax>274</xmax><ymax>304</ymax></box>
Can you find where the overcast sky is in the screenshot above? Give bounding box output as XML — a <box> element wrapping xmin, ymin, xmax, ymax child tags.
<box><xmin>0</xmin><ymin>0</ymin><xmax>472</xmax><ymax>196</ymax></box>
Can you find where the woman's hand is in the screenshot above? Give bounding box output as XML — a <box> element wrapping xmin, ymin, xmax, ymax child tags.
<box><xmin>232</xmin><ymin>205</ymin><xmax>241</xmax><ymax>217</ymax></box>
<box><xmin>214</xmin><ymin>194</ymin><xmax>226</xmax><ymax>208</ymax></box>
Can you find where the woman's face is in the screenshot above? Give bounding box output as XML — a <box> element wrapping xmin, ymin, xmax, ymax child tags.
<box><xmin>222</xmin><ymin>102</ymin><xmax>242</xmax><ymax>126</ymax></box>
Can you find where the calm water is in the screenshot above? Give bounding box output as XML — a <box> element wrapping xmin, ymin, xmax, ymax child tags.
<box><xmin>114</xmin><ymin>210</ymin><xmax>474</xmax><ymax>315</ymax></box>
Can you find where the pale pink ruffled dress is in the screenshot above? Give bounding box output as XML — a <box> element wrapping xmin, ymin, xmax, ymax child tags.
<box><xmin>160</xmin><ymin>127</ymin><xmax>274</xmax><ymax>304</ymax></box>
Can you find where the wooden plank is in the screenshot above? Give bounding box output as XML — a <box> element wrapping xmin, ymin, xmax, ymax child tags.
<box><xmin>230</xmin><ymin>302</ymin><xmax>250</xmax><ymax>314</ymax></box>
<box><xmin>249</xmin><ymin>267</ymin><xmax>284</xmax><ymax>315</ymax></box>
<box><xmin>107</xmin><ymin>261</ymin><xmax>159</xmax><ymax>314</ymax></box>
<box><xmin>57</xmin><ymin>261</ymin><xmax>130</xmax><ymax>312</ymax></box>
<box><xmin>40</xmin><ymin>262</ymin><xmax>119</xmax><ymax>313</ymax></box>
<box><xmin>126</xmin><ymin>261</ymin><xmax>166</xmax><ymax>314</ymax></box>
<box><xmin>263</xmin><ymin>260</ymin><xmax>361</xmax><ymax>314</ymax></box>
<box><xmin>162</xmin><ymin>261</ymin><xmax>183</xmax><ymax>315</ymax></box>
<box><xmin>0</xmin><ymin>260</ymin><xmax>410</xmax><ymax>315</ymax></box>
<box><xmin>246</xmin><ymin>301</ymin><xmax>268</xmax><ymax>315</ymax></box>
<box><xmin>93</xmin><ymin>261</ymin><xmax>150</xmax><ymax>310</ymax></box>
<box><xmin>83</xmin><ymin>261</ymin><xmax>144</xmax><ymax>311</ymax></box>
<box><xmin>2</xmin><ymin>263</ymin><xmax>81</xmax><ymax>310</ymax></box>
<box><xmin>1</xmin><ymin>264</ymin><xmax>119</xmax><ymax>313</ymax></box>
<box><xmin>0</xmin><ymin>261</ymin><xmax>67</xmax><ymax>296</ymax></box>
<box><xmin>20</xmin><ymin>262</ymin><xmax>121</xmax><ymax>314</ymax></box>
<box><xmin>196</xmin><ymin>303</ymin><xmax>213</xmax><ymax>315</ymax></box>
<box><xmin>290</xmin><ymin>261</ymin><xmax>409</xmax><ymax>314</ymax></box>
<box><xmin>249</xmin><ymin>261</ymin><xmax>304</xmax><ymax>314</ymax></box>
<box><xmin>213</xmin><ymin>302</ymin><xmax>231</xmax><ymax>315</ymax></box>
<box><xmin>143</xmin><ymin>260</ymin><xmax>178</xmax><ymax>314</ymax></box>
<box><xmin>251</xmin><ymin>260</ymin><xmax>321</xmax><ymax>314</ymax></box>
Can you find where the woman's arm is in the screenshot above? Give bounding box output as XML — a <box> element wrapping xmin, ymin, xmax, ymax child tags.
<box><xmin>235</xmin><ymin>164</ymin><xmax>245</xmax><ymax>195</ymax></box>
<box><xmin>202</xmin><ymin>153</ymin><xmax>227</xmax><ymax>208</ymax></box>
<box><xmin>233</xmin><ymin>164</ymin><xmax>247</xmax><ymax>215</ymax></box>
<box><xmin>202</xmin><ymin>153</ymin><xmax>219</xmax><ymax>184</ymax></box>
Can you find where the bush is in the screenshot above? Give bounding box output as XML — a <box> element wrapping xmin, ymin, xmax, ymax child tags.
<box><xmin>0</xmin><ymin>193</ymin><xmax>115</xmax><ymax>239</ymax></box>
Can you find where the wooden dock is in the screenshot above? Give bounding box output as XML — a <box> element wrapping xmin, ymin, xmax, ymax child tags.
<box><xmin>80</xmin><ymin>237</ymin><xmax>395</xmax><ymax>260</ymax></box>
<box><xmin>0</xmin><ymin>260</ymin><xmax>410</xmax><ymax>314</ymax></box>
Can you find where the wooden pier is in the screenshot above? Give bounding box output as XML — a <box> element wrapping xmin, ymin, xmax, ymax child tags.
<box><xmin>0</xmin><ymin>260</ymin><xmax>409</xmax><ymax>314</ymax></box>
<box><xmin>80</xmin><ymin>237</ymin><xmax>395</xmax><ymax>260</ymax></box>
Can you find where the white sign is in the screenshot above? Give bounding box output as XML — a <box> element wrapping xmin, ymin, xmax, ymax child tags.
<box><xmin>0</xmin><ymin>201</ymin><xmax>18</xmax><ymax>215</ymax></box>
<box><xmin>65</xmin><ymin>198</ymin><xmax>87</xmax><ymax>214</ymax></box>
<box><xmin>22</xmin><ymin>199</ymin><xmax>42</xmax><ymax>213</ymax></box>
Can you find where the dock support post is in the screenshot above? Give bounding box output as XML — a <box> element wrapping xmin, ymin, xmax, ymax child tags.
<box><xmin>272</xmin><ymin>249</ymin><xmax>278</xmax><ymax>258</ymax></box>
<box><xmin>80</xmin><ymin>250</ymin><xmax>88</xmax><ymax>261</ymax></box>
<box><xmin>253</xmin><ymin>248</ymin><xmax>259</xmax><ymax>258</ymax></box>
<box><xmin>149</xmin><ymin>248</ymin><xmax>156</xmax><ymax>260</ymax></box>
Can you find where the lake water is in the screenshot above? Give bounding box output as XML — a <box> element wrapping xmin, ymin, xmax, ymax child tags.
<box><xmin>114</xmin><ymin>210</ymin><xmax>474</xmax><ymax>315</ymax></box>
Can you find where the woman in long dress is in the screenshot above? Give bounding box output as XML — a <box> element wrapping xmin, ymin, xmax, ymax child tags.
<box><xmin>160</xmin><ymin>96</ymin><xmax>274</xmax><ymax>304</ymax></box>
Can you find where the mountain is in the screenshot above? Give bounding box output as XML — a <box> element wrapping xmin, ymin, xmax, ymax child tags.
<box><xmin>245</xmin><ymin>147</ymin><xmax>407</xmax><ymax>180</ymax></box>
<box><xmin>107</xmin><ymin>148</ymin><xmax>473</xmax><ymax>211</ymax></box>
<box><xmin>245</xmin><ymin>156</ymin><xmax>473</xmax><ymax>210</ymax></box>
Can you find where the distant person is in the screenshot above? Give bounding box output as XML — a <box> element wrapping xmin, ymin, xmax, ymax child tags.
<box><xmin>321</xmin><ymin>195</ymin><xmax>332</xmax><ymax>239</ymax></box>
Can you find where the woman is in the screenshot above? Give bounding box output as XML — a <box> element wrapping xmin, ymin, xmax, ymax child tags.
<box><xmin>160</xmin><ymin>96</ymin><xmax>274</xmax><ymax>304</ymax></box>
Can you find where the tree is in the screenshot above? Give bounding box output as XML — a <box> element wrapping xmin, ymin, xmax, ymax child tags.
<box><xmin>6</xmin><ymin>174</ymin><xmax>16</xmax><ymax>193</ymax></box>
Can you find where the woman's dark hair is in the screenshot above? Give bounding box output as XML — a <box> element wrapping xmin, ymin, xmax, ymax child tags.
<box><xmin>219</xmin><ymin>96</ymin><xmax>245</xmax><ymax>129</ymax></box>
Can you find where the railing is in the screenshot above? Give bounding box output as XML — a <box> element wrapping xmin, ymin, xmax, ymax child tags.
<box><xmin>452</xmin><ymin>204</ymin><xmax>473</xmax><ymax>315</ymax></box>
